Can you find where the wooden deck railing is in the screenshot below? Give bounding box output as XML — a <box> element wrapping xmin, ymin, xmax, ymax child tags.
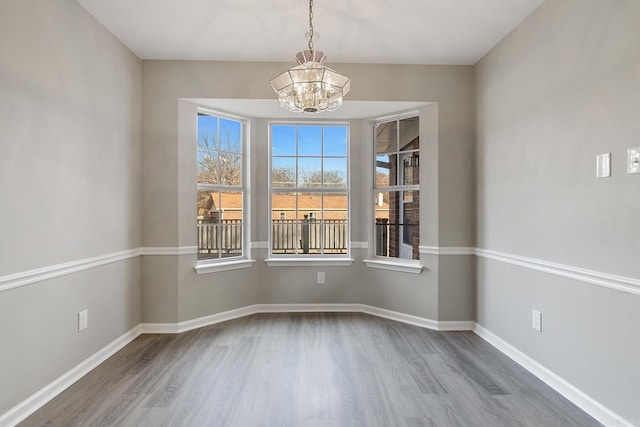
<box><xmin>197</xmin><ymin>219</ymin><xmax>243</xmax><ymax>259</ymax></box>
<box><xmin>271</xmin><ymin>218</ymin><xmax>348</xmax><ymax>254</ymax></box>
<box><xmin>198</xmin><ymin>218</ymin><xmax>416</xmax><ymax>259</ymax></box>
<box><xmin>197</xmin><ymin>218</ymin><xmax>349</xmax><ymax>257</ymax></box>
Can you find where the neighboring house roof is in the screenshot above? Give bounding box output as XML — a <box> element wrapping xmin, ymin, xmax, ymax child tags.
<box><xmin>197</xmin><ymin>191</ymin><xmax>390</xmax><ymax>220</ymax></box>
<box><xmin>198</xmin><ymin>192</ymin><xmax>242</xmax><ymax>219</ymax></box>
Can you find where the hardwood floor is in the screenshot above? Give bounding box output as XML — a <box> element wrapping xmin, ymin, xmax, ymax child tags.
<box><xmin>20</xmin><ymin>313</ymin><xmax>598</xmax><ymax>426</ymax></box>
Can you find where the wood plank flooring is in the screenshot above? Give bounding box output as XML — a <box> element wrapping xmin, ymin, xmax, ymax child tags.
<box><xmin>20</xmin><ymin>313</ymin><xmax>599</xmax><ymax>426</ymax></box>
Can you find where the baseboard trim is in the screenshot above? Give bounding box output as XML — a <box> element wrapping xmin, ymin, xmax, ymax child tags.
<box><xmin>139</xmin><ymin>304</ymin><xmax>473</xmax><ymax>334</ymax></box>
<box><xmin>141</xmin><ymin>305</ymin><xmax>259</xmax><ymax>334</ymax></box>
<box><xmin>0</xmin><ymin>325</ymin><xmax>142</xmax><ymax>427</ymax></box>
<box><xmin>256</xmin><ymin>303</ymin><xmax>363</xmax><ymax>313</ymax></box>
<box><xmin>361</xmin><ymin>304</ymin><xmax>437</xmax><ymax>329</ymax></box>
<box><xmin>473</xmin><ymin>323</ymin><xmax>631</xmax><ymax>427</ymax></box>
<box><xmin>4</xmin><ymin>309</ymin><xmax>624</xmax><ymax>427</ymax></box>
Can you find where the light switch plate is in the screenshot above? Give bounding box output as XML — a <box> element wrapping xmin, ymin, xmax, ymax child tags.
<box><xmin>596</xmin><ymin>153</ymin><xmax>611</xmax><ymax>178</ymax></box>
<box><xmin>628</xmin><ymin>147</ymin><xmax>640</xmax><ymax>175</ymax></box>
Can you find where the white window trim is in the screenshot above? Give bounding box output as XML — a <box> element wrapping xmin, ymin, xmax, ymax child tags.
<box><xmin>363</xmin><ymin>258</ymin><xmax>423</xmax><ymax>274</ymax></box>
<box><xmin>268</xmin><ymin>121</ymin><xmax>351</xmax><ymax>260</ymax></box>
<box><xmin>196</xmin><ymin>108</ymin><xmax>251</xmax><ymax>269</ymax></box>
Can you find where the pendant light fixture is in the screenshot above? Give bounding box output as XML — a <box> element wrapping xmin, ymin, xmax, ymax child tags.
<box><xmin>269</xmin><ymin>0</ymin><xmax>351</xmax><ymax>113</ymax></box>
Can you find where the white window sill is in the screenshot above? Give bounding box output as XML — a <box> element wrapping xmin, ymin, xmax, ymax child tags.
<box><xmin>195</xmin><ymin>259</ymin><xmax>256</xmax><ymax>274</ymax></box>
<box><xmin>265</xmin><ymin>258</ymin><xmax>354</xmax><ymax>267</ymax></box>
<box><xmin>363</xmin><ymin>258</ymin><xmax>424</xmax><ymax>274</ymax></box>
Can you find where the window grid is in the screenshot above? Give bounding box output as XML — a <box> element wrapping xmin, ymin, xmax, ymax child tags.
<box><xmin>197</xmin><ymin>111</ymin><xmax>246</xmax><ymax>262</ymax></box>
<box><xmin>270</xmin><ymin>123</ymin><xmax>349</xmax><ymax>257</ymax></box>
<box><xmin>373</xmin><ymin>116</ymin><xmax>420</xmax><ymax>260</ymax></box>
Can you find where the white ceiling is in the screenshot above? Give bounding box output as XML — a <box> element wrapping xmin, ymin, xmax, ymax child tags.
<box><xmin>76</xmin><ymin>0</ymin><xmax>543</xmax><ymax>65</ymax></box>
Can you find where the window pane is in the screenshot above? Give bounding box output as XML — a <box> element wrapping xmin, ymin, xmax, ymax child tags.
<box><xmin>272</xmin><ymin>192</ymin><xmax>297</xmax><ymax>254</ymax></box>
<box><xmin>218</xmin><ymin>191</ymin><xmax>243</xmax><ymax>258</ymax></box>
<box><xmin>197</xmin><ymin>149</ymin><xmax>219</xmax><ymax>185</ymax></box>
<box><xmin>402</xmin><ymin>190</ymin><xmax>420</xmax><ymax>260</ymax></box>
<box><xmin>375</xmin><ymin>121</ymin><xmax>397</xmax><ymax>154</ymax></box>
<box><xmin>375</xmin><ymin>154</ymin><xmax>393</xmax><ymax>187</ymax></box>
<box><xmin>323</xmin><ymin>126</ymin><xmax>348</xmax><ymax>156</ymax></box>
<box><xmin>298</xmin><ymin>126</ymin><xmax>322</xmax><ymax>156</ymax></box>
<box><xmin>219</xmin><ymin>118</ymin><xmax>242</xmax><ymax>154</ymax></box>
<box><xmin>324</xmin><ymin>193</ymin><xmax>348</xmax><ymax>254</ymax></box>
<box><xmin>299</xmin><ymin>192</ymin><xmax>322</xmax><ymax>254</ymax></box>
<box><xmin>298</xmin><ymin>157</ymin><xmax>322</xmax><ymax>188</ymax></box>
<box><xmin>373</xmin><ymin>190</ymin><xmax>419</xmax><ymax>259</ymax></box>
<box><xmin>399</xmin><ymin>117</ymin><xmax>419</xmax><ymax>152</ymax></box>
<box><xmin>374</xmin><ymin>190</ymin><xmax>391</xmax><ymax>257</ymax></box>
<box><xmin>197</xmin><ymin>190</ymin><xmax>243</xmax><ymax>260</ymax></box>
<box><xmin>198</xmin><ymin>114</ymin><xmax>218</xmax><ymax>151</ymax></box>
<box><xmin>401</xmin><ymin>152</ymin><xmax>419</xmax><ymax>186</ymax></box>
<box><xmin>272</xmin><ymin>157</ymin><xmax>296</xmax><ymax>187</ymax></box>
<box><xmin>272</xmin><ymin>125</ymin><xmax>297</xmax><ymax>156</ymax></box>
<box><xmin>219</xmin><ymin>153</ymin><xmax>242</xmax><ymax>186</ymax></box>
<box><xmin>218</xmin><ymin>190</ymin><xmax>243</xmax><ymax>218</ymax></box>
<box><xmin>197</xmin><ymin>190</ymin><xmax>220</xmax><ymax>261</ymax></box>
<box><xmin>298</xmin><ymin>192</ymin><xmax>322</xmax><ymax>220</ymax></box>
<box><xmin>323</xmin><ymin>157</ymin><xmax>347</xmax><ymax>188</ymax></box>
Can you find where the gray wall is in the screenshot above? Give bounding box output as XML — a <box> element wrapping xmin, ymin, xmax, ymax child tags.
<box><xmin>141</xmin><ymin>61</ymin><xmax>476</xmax><ymax>323</ymax></box>
<box><xmin>4</xmin><ymin>0</ymin><xmax>636</xmax><ymax>422</ymax></box>
<box><xmin>475</xmin><ymin>0</ymin><xmax>640</xmax><ymax>420</ymax></box>
<box><xmin>0</xmin><ymin>0</ymin><xmax>142</xmax><ymax>415</ymax></box>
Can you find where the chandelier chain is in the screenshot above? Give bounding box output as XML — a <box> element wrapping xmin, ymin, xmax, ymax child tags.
<box><xmin>308</xmin><ymin>0</ymin><xmax>314</xmax><ymax>50</ymax></box>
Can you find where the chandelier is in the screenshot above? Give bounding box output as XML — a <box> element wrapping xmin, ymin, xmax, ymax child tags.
<box><xmin>269</xmin><ymin>0</ymin><xmax>351</xmax><ymax>113</ymax></box>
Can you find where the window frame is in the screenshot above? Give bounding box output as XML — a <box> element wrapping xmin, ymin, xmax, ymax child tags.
<box><xmin>367</xmin><ymin>113</ymin><xmax>422</xmax><ymax>272</ymax></box>
<box><xmin>195</xmin><ymin>108</ymin><xmax>252</xmax><ymax>272</ymax></box>
<box><xmin>266</xmin><ymin>121</ymin><xmax>352</xmax><ymax>265</ymax></box>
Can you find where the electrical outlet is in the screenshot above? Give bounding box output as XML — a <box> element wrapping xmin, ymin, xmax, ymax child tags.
<box><xmin>317</xmin><ymin>272</ymin><xmax>325</xmax><ymax>284</ymax></box>
<box><xmin>628</xmin><ymin>147</ymin><xmax>640</xmax><ymax>174</ymax></box>
<box><xmin>532</xmin><ymin>310</ymin><xmax>542</xmax><ymax>332</ymax></box>
<box><xmin>78</xmin><ymin>309</ymin><xmax>88</xmax><ymax>332</ymax></box>
<box><xmin>596</xmin><ymin>153</ymin><xmax>611</xmax><ymax>178</ymax></box>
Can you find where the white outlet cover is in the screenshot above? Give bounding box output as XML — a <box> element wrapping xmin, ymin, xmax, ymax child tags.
<box><xmin>532</xmin><ymin>310</ymin><xmax>542</xmax><ymax>332</ymax></box>
<box><xmin>628</xmin><ymin>147</ymin><xmax>640</xmax><ymax>174</ymax></box>
<box><xmin>78</xmin><ymin>309</ymin><xmax>88</xmax><ymax>332</ymax></box>
<box><xmin>596</xmin><ymin>153</ymin><xmax>611</xmax><ymax>178</ymax></box>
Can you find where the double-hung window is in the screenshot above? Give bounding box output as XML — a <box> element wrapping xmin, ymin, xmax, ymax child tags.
<box><xmin>196</xmin><ymin>111</ymin><xmax>246</xmax><ymax>263</ymax></box>
<box><xmin>373</xmin><ymin>116</ymin><xmax>420</xmax><ymax>260</ymax></box>
<box><xmin>269</xmin><ymin>123</ymin><xmax>349</xmax><ymax>257</ymax></box>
